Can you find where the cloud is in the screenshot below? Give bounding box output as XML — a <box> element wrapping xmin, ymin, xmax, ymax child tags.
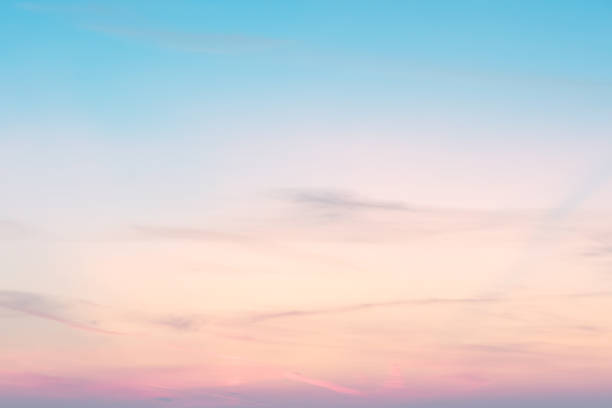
<box><xmin>18</xmin><ymin>2</ymin><xmax>287</xmax><ymax>54</ymax></box>
<box><xmin>131</xmin><ymin>225</ymin><xmax>247</xmax><ymax>242</ymax></box>
<box><xmin>129</xmin><ymin>224</ymin><xmax>369</xmax><ymax>272</ymax></box>
<box><xmin>460</xmin><ymin>343</ymin><xmax>538</xmax><ymax>355</ymax></box>
<box><xmin>86</xmin><ymin>25</ymin><xmax>287</xmax><ymax>54</ymax></box>
<box><xmin>0</xmin><ymin>220</ymin><xmax>38</xmax><ymax>240</ymax></box>
<box><xmin>247</xmin><ymin>297</ymin><xmax>498</xmax><ymax>323</ymax></box>
<box><xmin>16</xmin><ymin>1</ymin><xmax>117</xmax><ymax>16</ymax></box>
<box><xmin>272</xmin><ymin>188</ymin><xmax>532</xmax><ymax>238</ymax></box>
<box><xmin>151</xmin><ymin>315</ymin><xmax>206</xmax><ymax>332</ymax></box>
<box><xmin>277</xmin><ymin>188</ymin><xmax>420</xmax><ymax>212</ymax></box>
<box><xmin>148</xmin><ymin>385</ymin><xmax>262</xmax><ymax>407</ymax></box>
<box><xmin>565</xmin><ymin>291</ymin><xmax>612</xmax><ymax>298</ymax></box>
<box><xmin>583</xmin><ymin>247</ymin><xmax>612</xmax><ymax>257</ymax></box>
<box><xmin>0</xmin><ymin>290</ymin><xmax>122</xmax><ymax>335</ymax></box>
<box><xmin>285</xmin><ymin>372</ymin><xmax>362</xmax><ymax>396</ymax></box>
<box><xmin>130</xmin><ymin>189</ymin><xmax>535</xmax><ymax>248</ymax></box>
<box><xmin>581</xmin><ymin>237</ymin><xmax>612</xmax><ymax>258</ymax></box>
<box><xmin>573</xmin><ymin>325</ymin><xmax>604</xmax><ymax>333</ymax></box>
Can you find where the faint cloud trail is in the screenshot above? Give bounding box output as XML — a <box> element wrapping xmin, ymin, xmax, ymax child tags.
<box><xmin>0</xmin><ymin>290</ymin><xmax>124</xmax><ymax>335</ymax></box>
<box><xmin>285</xmin><ymin>372</ymin><xmax>363</xmax><ymax>396</ymax></box>
<box><xmin>488</xmin><ymin>156</ymin><xmax>612</xmax><ymax>295</ymax></box>
<box><xmin>446</xmin><ymin>155</ymin><xmax>612</xmax><ymax>346</ymax></box>
<box><xmin>85</xmin><ymin>25</ymin><xmax>287</xmax><ymax>54</ymax></box>
<box><xmin>246</xmin><ymin>297</ymin><xmax>499</xmax><ymax>324</ymax></box>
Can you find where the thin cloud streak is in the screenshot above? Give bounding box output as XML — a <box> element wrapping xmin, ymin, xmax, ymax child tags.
<box><xmin>18</xmin><ymin>2</ymin><xmax>287</xmax><ymax>54</ymax></box>
<box><xmin>276</xmin><ymin>188</ymin><xmax>519</xmax><ymax>216</ymax></box>
<box><xmin>247</xmin><ymin>297</ymin><xmax>498</xmax><ymax>323</ymax></box>
<box><xmin>130</xmin><ymin>224</ymin><xmax>367</xmax><ymax>272</ymax></box>
<box><xmin>285</xmin><ymin>372</ymin><xmax>363</xmax><ymax>396</ymax></box>
<box><xmin>277</xmin><ymin>188</ymin><xmax>422</xmax><ymax>212</ymax></box>
<box><xmin>0</xmin><ymin>220</ymin><xmax>38</xmax><ymax>240</ymax></box>
<box><xmin>150</xmin><ymin>315</ymin><xmax>206</xmax><ymax>332</ymax></box>
<box><xmin>86</xmin><ymin>25</ymin><xmax>287</xmax><ymax>54</ymax></box>
<box><xmin>564</xmin><ymin>291</ymin><xmax>612</xmax><ymax>299</ymax></box>
<box><xmin>460</xmin><ymin>343</ymin><xmax>540</xmax><ymax>355</ymax></box>
<box><xmin>16</xmin><ymin>1</ymin><xmax>115</xmax><ymax>15</ymax></box>
<box><xmin>131</xmin><ymin>225</ymin><xmax>247</xmax><ymax>242</ymax></box>
<box><xmin>273</xmin><ymin>188</ymin><xmax>543</xmax><ymax>240</ymax></box>
<box><xmin>0</xmin><ymin>291</ymin><xmax>122</xmax><ymax>335</ymax></box>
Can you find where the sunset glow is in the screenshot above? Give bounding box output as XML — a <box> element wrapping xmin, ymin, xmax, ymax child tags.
<box><xmin>2</xmin><ymin>1</ymin><xmax>612</xmax><ymax>407</ymax></box>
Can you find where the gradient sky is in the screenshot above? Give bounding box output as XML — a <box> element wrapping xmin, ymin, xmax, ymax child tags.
<box><xmin>2</xmin><ymin>1</ymin><xmax>612</xmax><ymax>407</ymax></box>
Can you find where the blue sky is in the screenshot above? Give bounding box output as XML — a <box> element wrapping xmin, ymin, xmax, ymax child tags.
<box><xmin>3</xmin><ymin>0</ymin><xmax>612</xmax><ymax>141</ymax></box>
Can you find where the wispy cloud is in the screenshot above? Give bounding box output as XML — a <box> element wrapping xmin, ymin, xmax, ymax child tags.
<box><xmin>285</xmin><ymin>372</ymin><xmax>362</xmax><ymax>396</ymax></box>
<box><xmin>564</xmin><ymin>291</ymin><xmax>612</xmax><ymax>299</ymax></box>
<box><xmin>460</xmin><ymin>343</ymin><xmax>539</xmax><ymax>355</ymax></box>
<box><xmin>131</xmin><ymin>225</ymin><xmax>247</xmax><ymax>242</ymax></box>
<box><xmin>0</xmin><ymin>220</ymin><xmax>38</xmax><ymax>240</ymax></box>
<box><xmin>18</xmin><ymin>2</ymin><xmax>287</xmax><ymax>54</ymax></box>
<box><xmin>0</xmin><ymin>290</ymin><xmax>122</xmax><ymax>335</ymax></box>
<box><xmin>86</xmin><ymin>25</ymin><xmax>287</xmax><ymax>54</ymax></box>
<box><xmin>247</xmin><ymin>297</ymin><xmax>498</xmax><ymax>323</ymax></box>
<box><xmin>151</xmin><ymin>314</ymin><xmax>206</xmax><ymax>332</ymax></box>
<box><xmin>277</xmin><ymin>188</ymin><xmax>421</xmax><ymax>212</ymax></box>
<box><xmin>274</xmin><ymin>188</ymin><xmax>544</xmax><ymax>220</ymax></box>
<box><xmin>581</xmin><ymin>235</ymin><xmax>612</xmax><ymax>258</ymax></box>
<box><xmin>129</xmin><ymin>224</ymin><xmax>366</xmax><ymax>272</ymax></box>
<box><xmin>16</xmin><ymin>1</ymin><xmax>114</xmax><ymax>15</ymax></box>
<box><xmin>582</xmin><ymin>247</ymin><xmax>612</xmax><ymax>257</ymax></box>
<box><xmin>273</xmin><ymin>188</ymin><xmax>533</xmax><ymax>238</ymax></box>
<box><xmin>573</xmin><ymin>325</ymin><xmax>605</xmax><ymax>333</ymax></box>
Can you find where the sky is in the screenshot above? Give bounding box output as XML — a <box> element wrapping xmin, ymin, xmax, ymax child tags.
<box><xmin>2</xmin><ymin>1</ymin><xmax>612</xmax><ymax>407</ymax></box>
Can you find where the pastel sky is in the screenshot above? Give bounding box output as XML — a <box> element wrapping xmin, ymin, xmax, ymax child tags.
<box><xmin>2</xmin><ymin>1</ymin><xmax>612</xmax><ymax>407</ymax></box>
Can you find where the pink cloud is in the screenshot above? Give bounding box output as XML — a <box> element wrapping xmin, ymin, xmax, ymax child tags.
<box><xmin>10</xmin><ymin>309</ymin><xmax>124</xmax><ymax>335</ymax></box>
<box><xmin>285</xmin><ymin>372</ymin><xmax>363</xmax><ymax>396</ymax></box>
